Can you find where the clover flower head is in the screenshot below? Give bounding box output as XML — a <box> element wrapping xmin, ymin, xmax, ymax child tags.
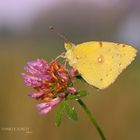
<box><xmin>22</xmin><ymin>59</ymin><xmax>77</xmax><ymax>114</ymax></box>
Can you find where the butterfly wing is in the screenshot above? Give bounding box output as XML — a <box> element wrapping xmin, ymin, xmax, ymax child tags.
<box><xmin>65</xmin><ymin>41</ymin><xmax>137</xmax><ymax>89</ymax></box>
<box><xmin>115</xmin><ymin>43</ymin><xmax>137</xmax><ymax>73</ymax></box>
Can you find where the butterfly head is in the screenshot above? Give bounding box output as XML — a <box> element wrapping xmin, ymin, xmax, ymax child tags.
<box><xmin>64</xmin><ymin>42</ymin><xmax>75</xmax><ymax>51</ymax></box>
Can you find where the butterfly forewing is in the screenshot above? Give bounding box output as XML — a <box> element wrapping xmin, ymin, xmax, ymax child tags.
<box><xmin>65</xmin><ymin>41</ymin><xmax>137</xmax><ymax>89</ymax></box>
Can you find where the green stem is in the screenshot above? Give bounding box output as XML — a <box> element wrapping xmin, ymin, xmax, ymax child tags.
<box><xmin>77</xmin><ymin>99</ymin><xmax>106</xmax><ymax>140</ymax></box>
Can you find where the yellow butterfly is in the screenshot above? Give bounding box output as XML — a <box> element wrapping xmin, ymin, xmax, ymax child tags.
<box><xmin>64</xmin><ymin>41</ymin><xmax>137</xmax><ymax>89</ymax></box>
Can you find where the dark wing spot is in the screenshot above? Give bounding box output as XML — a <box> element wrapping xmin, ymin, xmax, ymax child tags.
<box><xmin>100</xmin><ymin>78</ymin><xmax>103</xmax><ymax>81</ymax></box>
<box><xmin>99</xmin><ymin>41</ymin><xmax>103</xmax><ymax>48</ymax></box>
<box><xmin>119</xmin><ymin>63</ymin><xmax>122</xmax><ymax>67</ymax></box>
<box><xmin>106</xmin><ymin>74</ymin><xmax>109</xmax><ymax>77</ymax></box>
<box><xmin>117</xmin><ymin>53</ymin><xmax>120</xmax><ymax>56</ymax></box>
<box><xmin>116</xmin><ymin>43</ymin><xmax>120</xmax><ymax>46</ymax></box>
<box><xmin>122</xmin><ymin>44</ymin><xmax>126</xmax><ymax>47</ymax></box>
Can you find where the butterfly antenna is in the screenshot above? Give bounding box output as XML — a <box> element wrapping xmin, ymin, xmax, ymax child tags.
<box><xmin>49</xmin><ymin>26</ymin><xmax>70</xmax><ymax>43</ymax></box>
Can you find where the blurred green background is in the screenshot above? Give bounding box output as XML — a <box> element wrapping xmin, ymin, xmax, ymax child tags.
<box><xmin>0</xmin><ymin>0</ymin><xmax>140</xmax><ymax>140</ymax></box>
